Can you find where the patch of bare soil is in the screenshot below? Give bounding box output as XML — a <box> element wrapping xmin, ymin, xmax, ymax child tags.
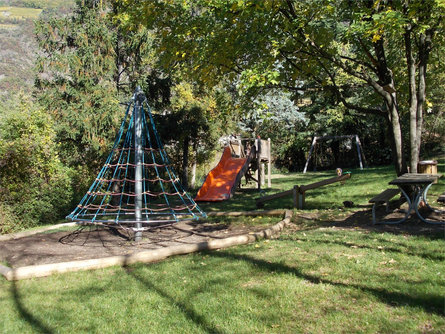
<box><xmin>0</xmin><ymin>220</ymin><xmax>274</xmax><ymax>268</ymax></box>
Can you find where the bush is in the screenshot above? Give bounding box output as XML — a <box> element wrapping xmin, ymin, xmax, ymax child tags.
<box><xmin>0</xmin><ymin>203</ymin><xmax>21</xmax><ymax>234</ymax></box>
<box><xmin>0</xmin><ymin>98</ymin><xmax>73</xmax><ymax>233</ymax></box>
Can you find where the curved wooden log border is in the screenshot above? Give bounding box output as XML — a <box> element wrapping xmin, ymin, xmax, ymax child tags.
<box><xmin>1</xmin><ymin>210</ymin><xmax>292</xmax><ymax>281</ymax></box>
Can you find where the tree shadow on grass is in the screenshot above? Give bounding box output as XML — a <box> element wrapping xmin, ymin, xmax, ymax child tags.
<box><xmin>210</xmin><ymin>251</ymin><xmax>444</xmax><ymax>316</ymax></box>
<box><xmin>278</xmin><ymin>233</ymin><xmax>445</xmax><ymax>262</ymax></box>
<box><xmin>123</xmin><ymin>265</ymin><xmax>227</xmax><ymax>334</ymax></box>
<box><xmin>295</xmin><ymin>208</ymin><xmax>444</xmax><ymax>239</ymax></box>
<box><xmin>344</xmin><ymin>209</ymin><xmax>443</xmax><ymax>238</ymax></box>
<box><xmin>11</xmin><ymin>278</ymin><xmax>54</xmax><ymax>334</ymax></box>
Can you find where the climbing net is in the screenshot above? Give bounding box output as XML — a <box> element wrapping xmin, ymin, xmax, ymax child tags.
<box><xmin>66</xmin><ymin>88</ymin><xmax>207</xmax><ymax>231</ymax></box>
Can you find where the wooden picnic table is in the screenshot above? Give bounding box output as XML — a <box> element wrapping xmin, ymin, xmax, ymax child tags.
<box><xmin>389</xmin><ymin>173</ymin><xmax>444</xmax><ymax>224</ymax></box>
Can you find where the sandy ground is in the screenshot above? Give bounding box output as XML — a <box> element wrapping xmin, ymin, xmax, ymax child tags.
<box><xmin>0</xmin><ymin>205</ymin><xmax>443</xmax><ymax>269</ymax></box>
<box><xmin>0</xmin><ymin>220</ymin><xmax>274</xmax><ymax>268</ymax></box>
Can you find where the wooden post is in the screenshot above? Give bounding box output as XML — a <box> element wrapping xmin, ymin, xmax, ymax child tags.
<box><xmin>303</xmin><ymin>136</ymin><xmax>317</xmax><ymax>174</ymax></box>
<box><xmin>256</xmin><ymin>138</ymin><xmax>261</xmax><ymax>190</ymax></box>
<box><xmin>297</xmin><ymin>191</ymin><xmax>305</xmax><ymax>209</ymax></box>
<box><xmin>292</xmin><ymin>185</ymin><xmax>298</xmax><ymax>208</ymax></box>
<box><xmin>267</xmin><ymin>138</ymin><xmax>271</xmax><ymax>188</ymax></box>
<box><xmin>261</xmin><ymin>163</ymin><xmax>265</xmax><ymax>186</ymax></box>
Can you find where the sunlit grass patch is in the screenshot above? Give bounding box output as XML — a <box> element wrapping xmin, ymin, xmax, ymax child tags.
<box><xmin>0</xmin><ymin>6</ymin><xmax>42</xmax><ymax>21</ymax></box>
<box><xmin>6</xmin><ymin>0</ymin><xmax>75</xmax><ymax>10</ymax></box>
<box><xmin>0</xmin><ymin>23</ymin><xmax>17</xmax><ymax>29</ymax></box>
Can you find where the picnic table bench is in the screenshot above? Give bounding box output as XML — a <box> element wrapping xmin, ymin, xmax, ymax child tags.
<box><xmin>370</xmin><ymin>173</ymin><xmax>444</xmax><ymax>225</ymax></box>
<box><xmin>256</xmin><ymin>173</ymin><xmax>351</xmax><ymax>209</ymax></box>
<box><xmin>369</xmin><ymin>188</ymin><xmax>403</xmax><ymax>224</ymax></box>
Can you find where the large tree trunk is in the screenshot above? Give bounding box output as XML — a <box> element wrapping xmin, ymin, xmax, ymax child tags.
<box><xmin>372</xmin><ymin>39</ymin><xmax>406</xmax><ymax>175</ymax></box>
<box><xmin>386</xmin><ymin>96</ymin><xmax>406</xmax><ymax>176</ymax></box>
<box><xmin>190</xmin><ymin>140</ymin><xmax>198</xmax><ymax>189</ymax></box>
<box><xmin>405</xmin><ymin>25</ymin><xmax>420</xmax><ymax>173</ymax></box>
<box><xmin>416</xmin><ymin>62</ymin><xmax>426</xmax><ymax>165</ymax></box>
<box><xmin>181</xmin><ymin>136</ymin><xmax>190</xmax><ymax>189</ymax></box>
<box><xmin>415</xmin><ymin>30</ymin><xmax>432</xmax><ymax>167</ymax></box>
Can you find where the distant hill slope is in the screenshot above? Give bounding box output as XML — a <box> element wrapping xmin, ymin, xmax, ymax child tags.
<box><xmin>0</xmin><ymin>20</ymin><xmax>36</xmax><ymax>101</ymax></box>
<box><xmin>0</xmin><ymin>0</ymin><xmax>74</xmax><ymax>102</ymax></box>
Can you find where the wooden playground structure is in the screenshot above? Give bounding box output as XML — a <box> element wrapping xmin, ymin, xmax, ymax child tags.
<box><xmin>229</xmin><ymin>137</ymin><xmax>272</xmax><ymax>190</ymax></box>
<box><xmin>194</xmin><ymin>136</ymin><xmax>272</xmax><ymax>202</ymax></box>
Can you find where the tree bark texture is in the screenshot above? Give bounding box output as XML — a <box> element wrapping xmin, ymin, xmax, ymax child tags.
<box><xmin>190</xmin><ymin>141</ymin><xmax>198</xmax><ymax>189</ymax></box>
<box><xmin>181</xmin><ymin>136</ymin><xmax>190</xmax><ymax>189</ymax></box>
<box><xmin>405</xmin><ymin>25</ymin><xmax>420</xmax><ymax>173</ymax></box>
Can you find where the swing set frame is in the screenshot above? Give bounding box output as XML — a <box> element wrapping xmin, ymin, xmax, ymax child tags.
<box><xmin>303</xmin><ymin>135</ymin><xmax>367</xmax><ymax>173</ymax></box>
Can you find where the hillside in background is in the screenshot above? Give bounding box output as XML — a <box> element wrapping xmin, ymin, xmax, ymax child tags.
<box><xmin>0</xmin><ymin>0</ymin><xmax>73</xmax><ymax>102</ymax></box>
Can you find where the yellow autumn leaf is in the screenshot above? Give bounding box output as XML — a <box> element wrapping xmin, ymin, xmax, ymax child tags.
<box><xmin>372</xmin><ymin>34</ymin><xmax>381</xmax><ymax>43</ymax></box>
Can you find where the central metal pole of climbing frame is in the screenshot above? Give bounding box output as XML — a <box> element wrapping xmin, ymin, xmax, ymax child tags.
<box><xmin>134</xmin><ymin>87</ymin><xmax>144</xmax><ymax>242</ymax></box>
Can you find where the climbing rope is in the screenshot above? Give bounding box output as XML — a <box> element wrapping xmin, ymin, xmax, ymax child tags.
<box><xmin>66</xmin><ymin>89</ymin><xmax>207</xmax><ymax>230</ymax></box>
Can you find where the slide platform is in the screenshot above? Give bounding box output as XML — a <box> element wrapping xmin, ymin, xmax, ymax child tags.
<box><xmin>195</xmin><ymin>146</ymin><xmax>251</xmax><ymax>202</ymax></box>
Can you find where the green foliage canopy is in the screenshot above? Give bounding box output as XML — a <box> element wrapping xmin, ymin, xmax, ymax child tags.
<box><xmin>35</xmin><ymin>1</ymin><xmax>158</xmax><ymax>170</ymax></box>
<box><xmin>35</xmin><ymin>3</ymin><xmax>121</xmax><ymax>169</ymax></box>
<box><xmin>0</xmin><ymin>98</ymin><xmax>72</xmax><ymax>232</ymax></box>
<box><xmin>117</xmin><ymin>0</ymin><xmax>445</xmax><ymax>174</ymax></box>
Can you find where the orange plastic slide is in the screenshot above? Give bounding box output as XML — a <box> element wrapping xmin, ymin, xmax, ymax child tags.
<box><xmin>195</xmin><ymin>146</ymin><xmax>248</xmax><ymax>202</ymax></box>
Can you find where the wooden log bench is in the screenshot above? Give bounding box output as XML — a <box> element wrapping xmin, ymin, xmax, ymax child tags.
<box><xmin>256</xmin><ymin>173</ymin><xmax>351</xmax><ymax>209</ymax></box>
<box><xmin>369</xmin><ymin>188</ymin><xmax>405</xmax><ymax>224</ymax></box>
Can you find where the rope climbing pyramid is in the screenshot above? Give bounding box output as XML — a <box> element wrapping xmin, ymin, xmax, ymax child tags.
<box><xmin>67</xmin><ymin>87</ymin><xmax>206</xmax><ymax>240</ymax></box>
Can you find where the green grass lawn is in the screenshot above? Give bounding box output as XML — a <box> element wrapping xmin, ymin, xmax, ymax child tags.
<box><xmin>1</xmin><ymin>163</ymin><xmax>444</xmax><ymax>333</ymax></box>
<box><xmin>198</xmin><ymin>161</ymin><xmax>444</xmax><ymax>214</ymax></box>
